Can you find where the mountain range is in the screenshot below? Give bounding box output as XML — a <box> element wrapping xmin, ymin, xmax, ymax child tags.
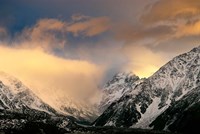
<box><xmin>0</xmin><ymin>46</ymin><xmax>199</xmax><ymax>134</ymax></box>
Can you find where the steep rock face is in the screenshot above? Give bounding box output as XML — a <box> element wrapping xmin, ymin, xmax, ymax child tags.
<box><xmin>98</xmin><ymin>72</ymin><xmax>140</xmax><ymax>113</ymax></box>
<box><xmin>94</xmin><ymin>46</ymin><xmax>200</xmax><ymax>128</ymax></box>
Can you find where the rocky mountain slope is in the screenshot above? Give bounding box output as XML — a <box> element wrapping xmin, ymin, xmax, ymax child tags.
<box><xmin>94</xmin><ymin>46</ymin><xmax>200</xmax><ymax>132</ymax></box>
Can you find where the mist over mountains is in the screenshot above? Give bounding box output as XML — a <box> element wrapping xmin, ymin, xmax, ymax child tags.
<box><xmin>0</xmin><ymin>46</ymin><xmax>199</xmax><ymax>134</ymax></box>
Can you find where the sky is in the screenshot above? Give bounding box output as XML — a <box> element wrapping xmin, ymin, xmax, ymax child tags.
<box><xmin>0</xmin><ymin>0</ymin><xmax>200</xmax><ymax>105</ymax></box>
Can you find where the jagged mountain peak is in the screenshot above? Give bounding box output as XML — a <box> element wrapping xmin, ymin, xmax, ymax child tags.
<box><xmin>98</xmin><ymin>71</ymin><xmax>140</xmax><ymax>113</ymax></box>
<box><xmin>104</xmin><ymin>71</ymin><xmax>139</xmax><ymax>90</ymax></box>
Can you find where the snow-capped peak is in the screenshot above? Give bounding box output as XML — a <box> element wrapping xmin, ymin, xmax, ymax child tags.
<box><xmin>104</xmin><ymin>72</ymin><xmax>139</xmax><ymax>91</ymax></box>
<box><xmin>98</xmin><ymin>72</ymin><xmax>140</xmax><ymax>113</ymax></box>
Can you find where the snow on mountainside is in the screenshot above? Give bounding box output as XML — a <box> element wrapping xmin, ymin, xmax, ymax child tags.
<box><xmin>94</xmin><ymin>46</ymin><xmax>200</xmax><ymax>129</ymax></box>
<box><xmin>98</xmin><ymin>72</ymin><xmax>140</xmax><ymax>112</ymax></box>
<box><xmin>0</xmin><ymin>71</ymin><xmax>57</xmax><ymax>115</ymax></box>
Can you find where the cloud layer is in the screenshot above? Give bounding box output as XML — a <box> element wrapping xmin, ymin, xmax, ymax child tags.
<box><xmin>0</xmin><ymin>44</ymin><xmax>103</xmax><ymax>105</ymax></box>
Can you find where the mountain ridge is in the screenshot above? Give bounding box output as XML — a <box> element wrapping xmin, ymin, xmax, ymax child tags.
<box><xmin>94</xmin><ymin>45</ymin><xmax>200</xmax><ymax>133</ymax></box>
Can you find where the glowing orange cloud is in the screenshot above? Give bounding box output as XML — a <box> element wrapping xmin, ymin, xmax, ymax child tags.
<box><xmin>0</xmin><ymin>44</ymin><xmax>103</xmax><ymax>107</ymax></box>
<box><xmin>20</xmin><ymin>18</ymin><xmax>67</xmax><ymax>50</ymax></box>
<box><xmin>18</xmin><ymin>16</ymin><xmax>111</xmax><ymax>51</ymax></box>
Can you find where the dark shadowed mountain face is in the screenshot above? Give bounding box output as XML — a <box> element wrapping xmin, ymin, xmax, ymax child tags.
<box><xmin>94</xmin><ymin>46</ymin><xmax>200</xmax><ymax>131</ymax></box>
